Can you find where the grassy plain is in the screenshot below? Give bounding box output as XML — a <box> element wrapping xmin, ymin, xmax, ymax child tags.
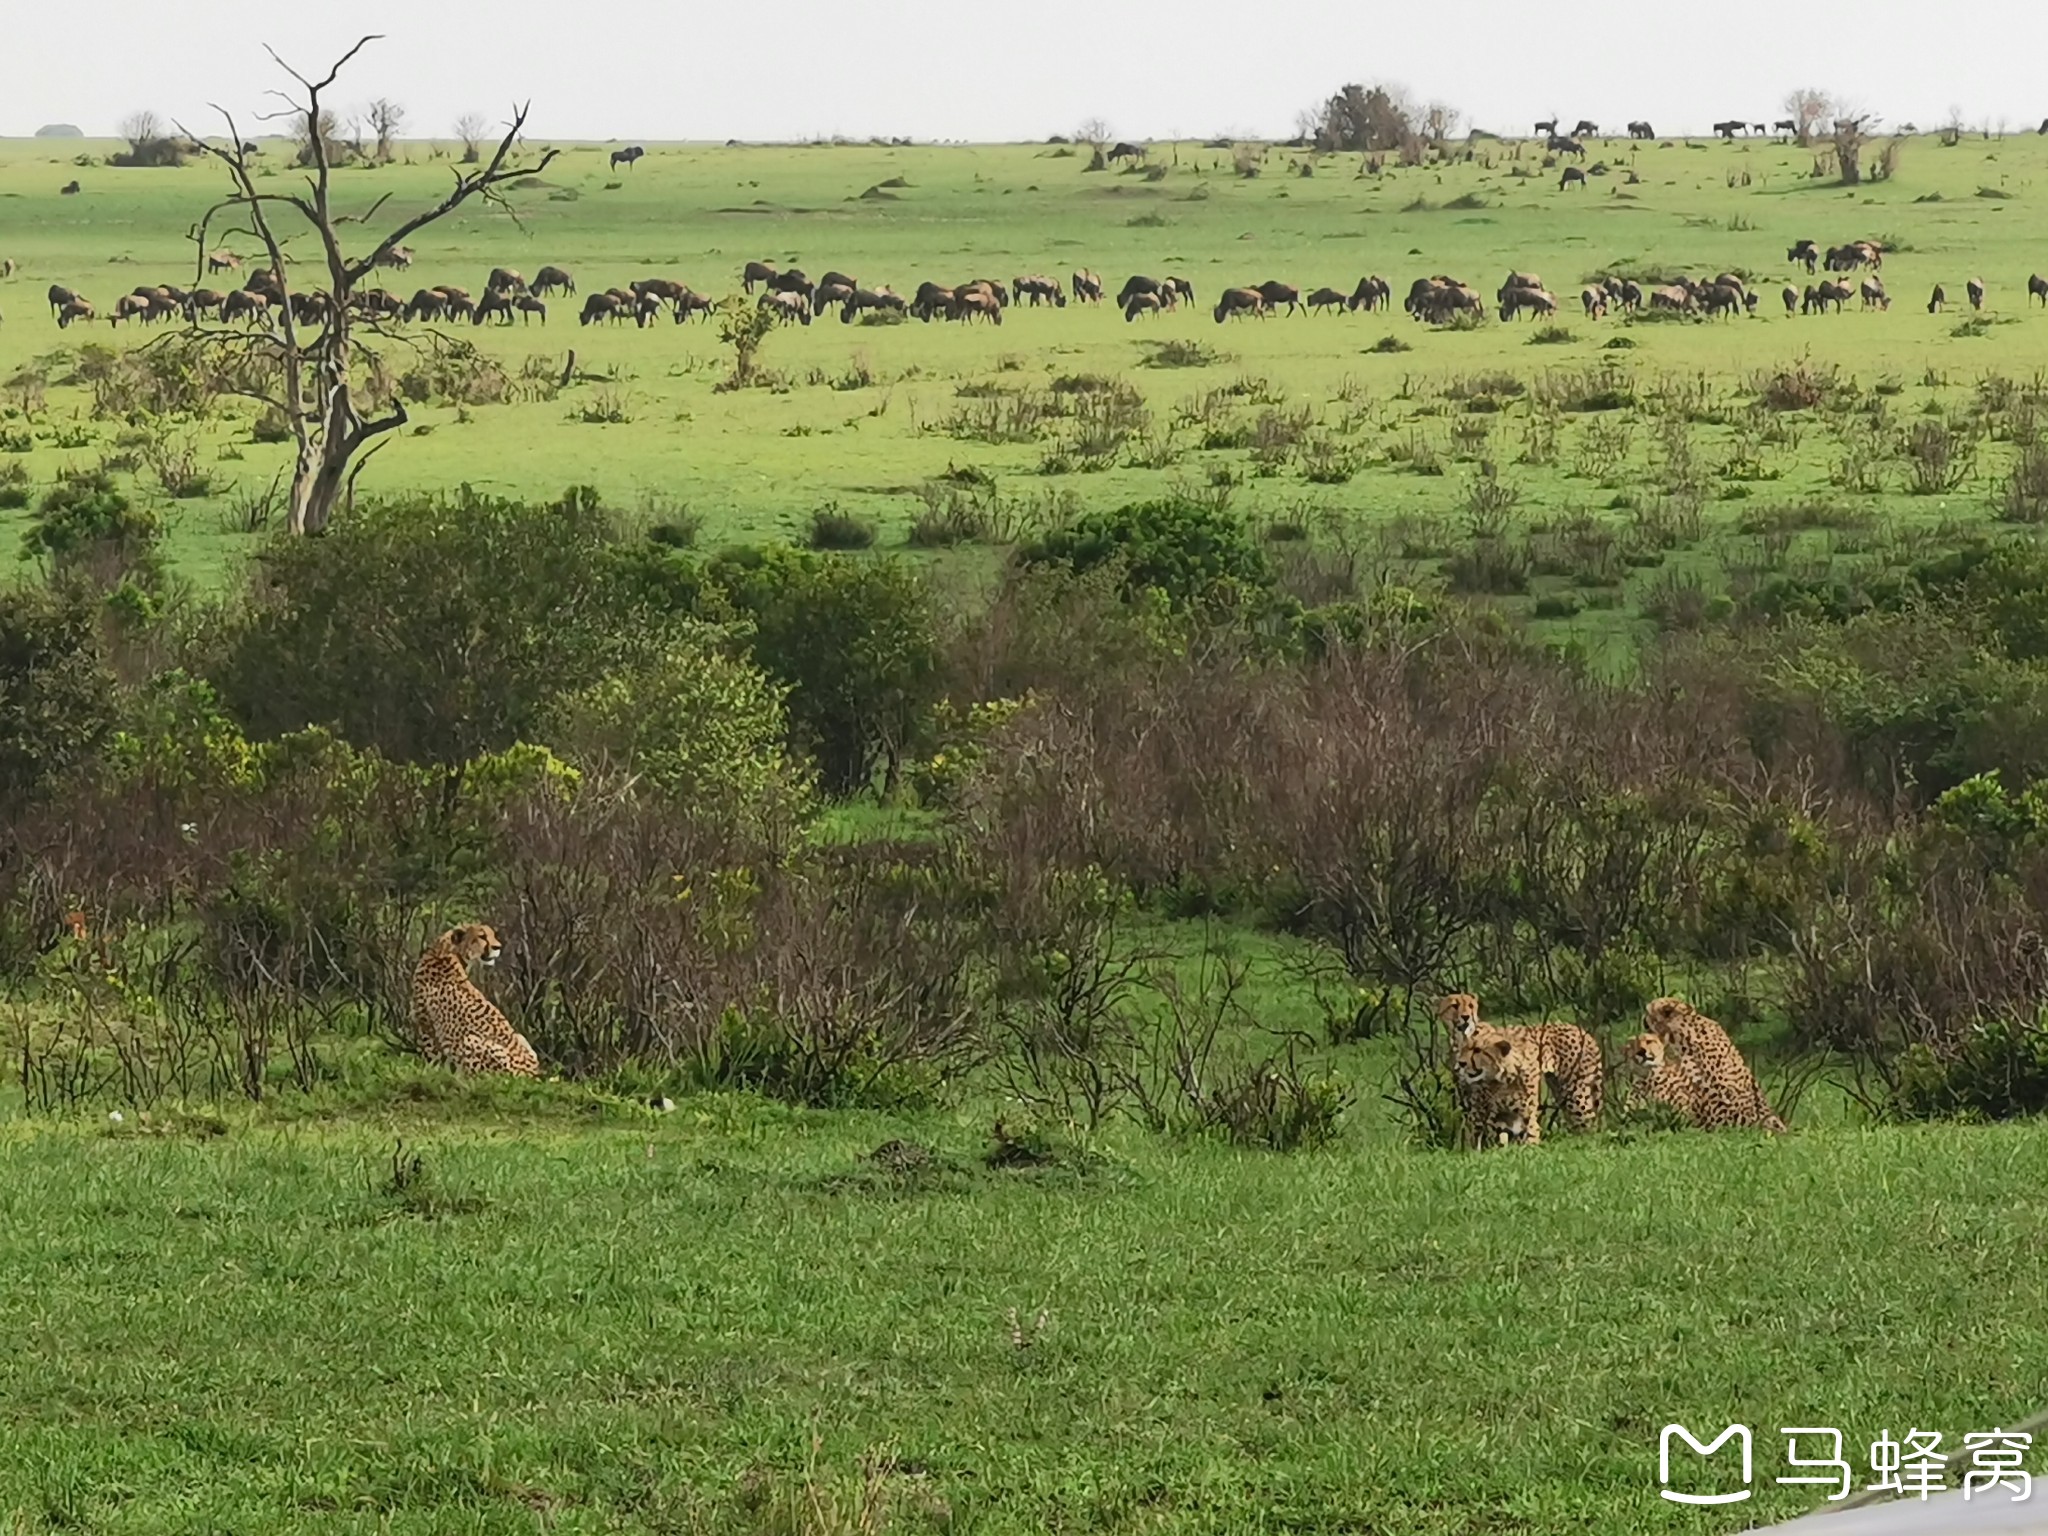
<box><xmin>8</xmin><ymin>129</ymin><xmax>2048</xmax><ymax>1534</ymax></box>
<box><xmin>3</xmin><ymin>131</ymin><xmax>2048</xmax><ymax>603</ymax></box>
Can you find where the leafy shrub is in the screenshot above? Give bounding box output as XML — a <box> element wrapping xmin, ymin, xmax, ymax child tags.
<box><xmin>0</xmin><ymin>586</ymin><xmax>118</xmax><ymax>816</ymax></box>
<box><xmin>1894</xmin><ymin>1017</ymin><xmax>2048</xmax><ymax>1121</ymax></box>
<box><xmin>23</xmin><ymin>470</ymin><xmax>164</xmax><ymax>589</ymax></box>
<box><xmin>806</xmin><ymin>504</ymin><xmax>877</xmax><ymax>550</ymax></box>
<box><xmin>1018</xmin><ymin>496</ymin><xmax>1272</xmax><ymax>609</ymax></box>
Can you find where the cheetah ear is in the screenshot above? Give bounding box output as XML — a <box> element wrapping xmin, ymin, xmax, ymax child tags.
<box><xmin>1488</xmin><ymin>1037</ymin><xmax>1513</xmax><ymax>1061</ymax></box>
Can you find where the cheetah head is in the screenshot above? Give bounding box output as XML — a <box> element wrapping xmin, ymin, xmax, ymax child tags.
<box><xmin>1437</xmin><ymin>992</ymin><xmax>1483</xmax><ymax>1037</ymax></box>
<box><xmin>1624</xmin><ymin>1031</ymin><xmax>1673</xmax><ymax>1075</ymax></box>
<box><xmin>1453</xmin><ymin>1030</ymin><xmax>1515</xmax><ymax>1086</ymax></box>
<box><xmin>445</xmin><ymin>923</ymin><xmax>503</xmax><ymax>967</ymax></box>
<box><xmin>1643</xmin><ymin>995</ymin><xmax>1694</xmax><ymax>1036</ymax></box>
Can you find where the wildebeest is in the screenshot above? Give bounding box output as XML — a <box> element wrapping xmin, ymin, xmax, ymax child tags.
<box><xmin>610</xmin><ymin>145</ymin><xmax>644</xmax><ymax>171</ymax></box>
<box><xmin>376</xmin><ymin>245</ymin><xmax>415</xmax><ymax>270</ymax></box>
<box><xmin>1859</xmin><ymin>276</ymin><xmax>1888</xmax><ymax>310</ymax></box>
<box><xmin>1254</xmin><ymin>280</ymin><xmax>1302</xmax><ymax>315</ymax></box>
<box><xmin>351</xmin><ymin>288</ymin><xmax>401</xmax><ymax>320</ymax></box>
<box><xmin>1968</xmin><ymin>277</ymin><xmax>1986</xmax><ymax>311</ymax></box>
<box><xmin>1546</xmin><ymin>136</ymin><xmax>1587</xmax><ymax>159</ymax></box>
<box><xmin>1117</xmin><ymin>274</ymin><xmax>1168</xmax><ymax>307</ymax></box>
<box><xmin>1071</xmin><ymin>269</ymin><xmax>1104</xmax><ymax>304</ymax></box>
<box><xmin>512</xmin><ymin>296</ymin><xmax>546</xmax><ymax>325</ymax></box>
<box><xmin>1774</xmin><ymin>119</ymin><xmax>1797</xmax><ymax>136</ymax></box>
<box><xmin>1014</xmin><ymin>275</ymin><xmax>1065</xmax><ymax>307</ymax></box>
<box><xmin>60</xmin><ymin>181</ymin><xmax>80</xmax><ymax>195</ymax></box>
<box><xmin>221</xmin><ymin>289</ymin><xmax>270</xmax><ymax>324</ymax></box>
<box><xmin>671</xmin><ymin>288</ymin><xmax>713</xmax><ymax>323</ymax></box>
<box><xmin>2029</xmin><ymin>273</ymin><xmax>2048</xmax><ymax>307</ymax></box>
<box><xmin>1560</xmin><ymin>166</ymin><xmax>1586</xmax><ymax>190</ymax></box>
<box><xmin>486</xmin><ymin>267</ymin><xmax>526</xmax><ymax>295</ymax></box>
<box><xmin>819</xmin><ymin>270</ymin><xmax>858</xmax><ymax>294</ymax></box>
<box><xmin>1617</xmin><ymin>279</ymin><xmax>1644</xmax><ymax>312</ymax></box>
<box><xmin>1499</xmin><ymin>286</ymin><xmax>1557</xmax><ymax>321</ymax></box>
<box><xmin>815</xmin><ymin>279</ymin><xmax>857</xmax><ymax>312</ymax></box>
<box><xmin>1213</xmin><ymin>287</ymin><xmax>1266</xmax><ymax>322</ymax></box>
<box><xmin>1787</xmin><ymin>239</ymin><xmax>1820</xmax><ymax>273</ymax></box>
<box><xmin>109</xmin><ymin>293</ymin><xmax>156</xmax><ymax>326</ymax></box>
<box><xmin>840</xmin><ymin>287</ymin><xmax>905</xmax><ymax>322</ymax></box>
<box><xmin>1783</xmin><ymin>284</ymin><xmax>1801</xmax><ymax>314</ymax></box>
<box><xmin>949</xmin><ymin>289</ymin><xmax>1001</xmax><ymax>324</ymax></box>
<box><xmin>1533</xmin><ymin>118</ymin><xmax>1559</xmax><ymax>136</ymax></box>
<box><xmin>1347</xmin><ymin>274</ymin><xmax>1391</xmax><ymax>312</ymax></box>
<box><xmin>1107</xmin><ymin>141</ymin><xmax>1146</xmax><ymax>163</ymax></box>
<box><xmin>1712</xmin><ymin>119</ymin><xmax>1746</xmax><ymax>140</ymax></box>
<box><xmin>1810</xmin><ymin>280</ymin><xmax>1854</xmax><ymax>313</ymax></box>
<box><xmin>1122</xmin><ymin>291</ymin><xmax>1164</xmax><ymax>321</ymax></box>
<box><xmin>1627</xmin><ymin>120</ymin><xmax>1655</xmax><ymax>140</ymax></box>
<box><xmin>766</xmin><ymin>267</ymin><xmax>814</xmax><ymax>300</ymax></box>
<box><xmin>55</xmin><ymin>298</ymin><xmax>93</xmax><ymax>326</ymax></box>
<box><xmin>579</xmin><ymin>292</ymin><xmax>625</xmax><ymax>325</ymax></box>
<box><xmin>911</xmin><ymin>282</ymin><xmax>955</xmax><ymax>321</ymax></box>
<box><xmin>742</xmin><ymin>260</ymin><xmax>779</xmax><ymax>294</ymax></box>
<box><xmin>46</xmin><ymin>284</ymin><xmax>81</xmax><ymax>316</ymax></box>
<box><xmin>475</xmin><ymin>290</ymin><xmax>517</xmax><ymax>324</ymax></box>
<box><xmin>1571</xmin><ymin>119</ymin><xmax>1598</xmax><ymax>138</ymax></box>
<box><xmin>1928</xmin><ymin>284</ymin><xmax>1947</xmax><ymax>313</ymax></box>
<box><xmin>1649</xmin><ymin>285</ymin><xmax>1695</xmax><ymax>313</ymax></box>
<box><xmin>1825</xmin><ymin>241</ymin><xmax>1882</xmax><ymax>272</ymax></box>
<box><xmin>1306</xmin><ymin>287</ymin><xmax>1349</xmax><ymax>314</ymax></box>
<box><xmin>1580</xmin><ymin>285</ymin><xmax>1609</xmax><ymax>318</ymax></box>
<box><xmin>185</xmin><ymin>288</ymin><xmax>227</xmax><ymax>320</ymax></box>
<box><xmin>207</xmin><ymin>250</ymin><xmax>241</xmax><ymax>274</ymax></box>
<box><xmin>1698</xmin><ymin>282</ymin><xmax>1743</xmax><ymax>319</ymax></box>
<box><xmin>531</xmin><ymin>265</ymin><xmax>575</xmax><ymax>297</ymax></box>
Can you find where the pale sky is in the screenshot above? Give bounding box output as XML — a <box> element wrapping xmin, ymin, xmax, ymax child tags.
<box><xmin>6</xmin><ymin>0</ymin><xmax>2046</xmax><ymax>145</ymax></box>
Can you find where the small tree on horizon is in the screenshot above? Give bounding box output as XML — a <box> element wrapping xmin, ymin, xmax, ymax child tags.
<box><xmin>366</xmin><ymin>97</ymin><xmax>405</xmax><ymax>162</ymax></box>
<box><xmin>1783</xmin><ymin>88</ymin><xmax>1834</xmax><ymax>147</ymax></box>
<box><xmin>177</xmin><ymin>37</ymin><xmax>556</xmax><ymax>535</ymax></box>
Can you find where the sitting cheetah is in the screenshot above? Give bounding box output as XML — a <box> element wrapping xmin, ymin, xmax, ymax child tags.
<box><xmin>411</xmin><ymin>924</ymin><xmax>540</xmax><ymax>1077</ymax></box>
<box><xmin>1439</xmin><ymin>992</ymin><xmax>1603</xmax><ymax>1143</ymax></box>
<box><xmin>1626</xmin><ymin>996</ymin><xmax>1785</xmax><ymax>1131</ymax></box>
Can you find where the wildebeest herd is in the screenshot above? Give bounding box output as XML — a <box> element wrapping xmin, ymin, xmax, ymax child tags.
<box><xmin>23</xmin><ymin>237</ymin><xmax>2048</xmax><ymax>334</ymax></box>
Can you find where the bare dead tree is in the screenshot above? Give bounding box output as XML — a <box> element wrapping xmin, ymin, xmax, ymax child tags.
<box><xmin>454</xmin><ymin>112</ymin><xmax>487</xmax><ymax>165</ymax></box>
<box><xmin>1783</xmin><ymin>88</ymin><xmax>1834</xmax><ymax>148</ymax></box>
<box><xmin>176</xmin><ymin>37</ymin><xmax>555</xmax><ymax>536</ymax></box>
<box><xmin>366</xmin><ymin>97</ymin><xmax>405</xmax><ymax>162</ymax></box>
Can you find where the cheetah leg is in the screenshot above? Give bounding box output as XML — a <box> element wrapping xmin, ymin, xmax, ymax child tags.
<box><xmin>508</xmin><ymin>1033</ymin><xmax>540</xmax><ymax>1078</ymax></box>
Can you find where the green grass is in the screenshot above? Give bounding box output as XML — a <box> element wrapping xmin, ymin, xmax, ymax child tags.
<box><xmin>4</xmin><ymin>132</ymin><xmax>2048</xmax><ymax>610</ymax></box>
<box><xmin>4</xmin><ymin>1094</ymin><xmax>2047</xmax><ymax>1534</ymax></box>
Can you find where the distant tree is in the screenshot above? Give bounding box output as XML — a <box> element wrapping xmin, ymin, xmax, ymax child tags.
<box><xmin>454</xmin><ymin>112</ymin><xmax>487</xmax><ymax>164</ymax></box>
<box><xmin>177</xmin><ymin>38</ymin><xmax>556</xmax><ymax>535</ymax></box>
<box><xmin>1833</xmin><ymin>110</ymin><xmax>1878</xmax><ymax>185</ymax></box>
<box><xmin>293</xmin><ymin>107</ymin><xmax>350</xmax><ymax>168</ymax></box>
<box><xmin>1783</xmin><ymin>88</ymin><xmax>1834</xmax><ymax>147</ymax></box>
<box><xmin>366</xmin><ymin>97</ymin><xmax>405</xmax><ymax>162</ymax></box>
<box><xmin>114</xmin><ymin>109</ymin><xmax>183</xmax><ymax>168</ymax></box>
<box><xmin>1421</xmin><ymin>102</ymin><xmax>1463</xmax><ymax>144</ymax></box>
<box><xmin>1311</xmin><ymin>84</ymin><xmax>1416</xmax><ymax>154</ymax></box>
<box><xmin>1074</xmin><ymin>117</ymin><xmax>1112</xmax><ymax>149</ymax></box>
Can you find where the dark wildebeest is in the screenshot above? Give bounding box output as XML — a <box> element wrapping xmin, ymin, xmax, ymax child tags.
<box><xmin>1254</xmin><ymin>280</ymin><xmax>1302</xmax><ymax>315</ymax></box>
<box><xmin>1580</xmin><ymin>286</ymin><xmax>1609</xmax><ymax>319</ymax></box>
<box><xmin>1774</xmin><ymin>119</ymin><xmax>1797</xmax><ymax>137</ymax></box>
<box><xmin>911</xmin><ymin>282</ymin><xmax>955</xmax><ymax>321</ymax></box>
<box><xmin>402</xmin><ymin>287</ymin><xmax>445</xmax><ymax>323</ymax></box>
<box><xmin>949</xmin><ymin>289</ymin><xmax>1001</xmax><ymax>324</ymax></box>
<box><xmin>376</xmin><ymin>245</ymin><xmax>415</xmax><ymax>270</ymax></box>
<box><xmin>1117</xmin><ymin>274</ymin><xmax>1167</xmax><ymax>308</ymax></box>
<box><xmin>207</xmin><ymin>250</ymin><xmax>241</xmax><ymax>274</ymax></box>
<box><xmin>1560</xmin><ymin>166</ymin><xmax>1586</xmax><ymax>191</ymax></box>
<box><xmin>475</xmin><ymin>290</ymin><xmax>517</xmax><ymax>324</ymax></box>
<box><xmin>1306</xmin><ymin>287</ymin><xmax>1349</xmax><ymax>314</ymax></box>
<box><xmin>840</xmin><ymin>287</ymin><xmax>904</xmax><ymax>322</ymax></box>
<box><xmin>486</xmin><ymin>267</ymin><xmax>525</xmax><ymax>295</ymax></box>
<box><xmin>46</xmin><ymin>284</ymin><xmax>81</xmax><ymax>317</ymax></box>
<box><xmin>1858</xmin><ymin>276</ymin><xmax>1888</xmax><ymax>310</ymax></box>
<box><xmin>1788</xmin><ymin>239</ymin><xmax>1820</xmax><ymax>274</ymax></box>
<box><xmin>55</xmin><ymin>298</ymin><xmax>94</xmax><ymax>326</ymax></box>
<box><xmin>766</xmin><ymin>268</ymin><xmax>814</xmax><ymax>301</ymax></box>
<box><xmin>610</xmin><ymin>145</ymin><xmax>644</xmax><ymax>171</ymax></box>
<box><xmin>1784</xmin><ymin>285</ymin><xmax>1802</xmax><ymax>315</ymax></box>
<box><xmin>1815</xmin><ymin>280</ymin><xmax>1855</xmax><ymax>312</ymax></box>
<box><xmin>1347</xmin><ymin>274</ymin><xmax>1391</xmax><ymax>312</ymax></box>
<box><xmin>1213</xmin><ymin>287</ymin><xmax>1265</xmax><ymax>322</ymax></box>
<box><xmin>1618</xmin><ymin>279</ymin><xmax>1644</xmax><ymax>312</ymax></box>
<box><xmin>222</xmin><ymin>289</ymin><xmax>270</xmax><ymax>324</ymax></box>
<box><xmin>1500</xmin><ymin>286</ymin><xmax>1557</xmax><ymax>321</ymax></box>
<box><xmin>1571</xmin><ymin>119</ymin><xmax>1598</xmax><ymax>138</ymax></box>
<box><xmin>352</xmin><ymin>288</ymin><xmax>401</xmax><ymax>320</ymax></box>
<box><xmin>1107</xmin><ymin>141</ymin><xmax>1146</xmax><ymax>163</ymax></box>
<box><xmin>1123</xmin><ymin>291</ymin><xmax>1164</xmax><ymax>321</ymax></box>
<box><xmin>185</xmin><ymin>289</ymin><xmax>228</xmax><ymax>320</ymax></box>
<box><xmin>436</xmin><ymin>287</ymin><xmax>475</xmax><ymax>322</ymax></box>
<box><xmin>1712</xmin><ymin>119</ymin><xmax>1746</xmax><ymax>140</ymax></box>
<box><xmin>1968</xmin><ymin>277</ymin><xmax>1986</xmax><ymax>311</ymax></box>
<box><xmin>532</xmin><ymin>266</ymin><xmax>575</xmax><ymax>297</ymax></box>
<box><xmin>1699</xmin><ymin>282</ymin><xmax>1744</xmax><ymax>319</ymax></box>
<box><xmin>1927</xmin><ymin>284</ymin><xmax>1947</xmax><ymax>314</ymax></box>
<box><xmin>1533</xmin><ymin>118</ymin><xmax>1558</xmax><ymax>136</ymax></box>
<box><xmin>815</xmin><ymin>279</ymin><xmax>857</xmax><ymax>312</ymax></box>
<box><xmin>2029</xmin><ymin>273</ymin><xmax>2048</xmax><ymax>307</ymax></box>
<box><xmin>672</xmin><ymin>288</ymin><xmax>713</xmax><ymax>323</ymax></box>
<box><xmin>742</xmin><ymin>260</ymin><xmax>779</xmax><ymax>294</ymax></box>
<box><xmin>1649</xmin><ymin>285</ymin><xmax>1695</xmax><ymax>314</ymax></box>
<box><xmin>512</xmin><ymin>296</ymin><xmax>546</xmax><ymax>325</ymax></box>
<box><xmin>60</xmin><ymin>181</ymin><xmax>80</xmax><ymax>195</ymax></box>
<box><xmin>579</xmin><ymin>292</ymin><xmax>623</xmax><ymax>325</ymax></box>
<box><xmin>966</xmin><ymin>278</ymin><xmax>1011</xmax><ymax>307</ymax></box>
<box><xmin>1014</xmin><ymin>275</ymin><xmax>1065</xmax><ymax>307</ymax></box>
<box><xmin>109</xmin><ymin>293</ymin><xmax>154</xmax><ymax>326</ymax></box>
<box><xmin>1547</xmin><ymin>135</ymin><xmax>1587</xmax><ymax>159</ymax></box>
<box><xmin>1071</xmin><ymin>269</ymin><xmax>1104</xmax><ymax>304</ymax></box>
<box><xmin>1627</xmin><ymin>120</ymin><xmax>1655</xmax><ymax>140</ymax></box>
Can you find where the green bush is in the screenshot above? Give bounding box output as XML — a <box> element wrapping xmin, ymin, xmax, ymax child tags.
<box><xmin>23</xmin><ymin>470</ymin><xmax>164</xmax><ymax>589</ymax></box>
<box><xmin>0</xmin><ymin>586</ymin><xmax>118</xmax><ymax>816</ymax></box>
<box><xmin>1018</xmin><ymin>496</ymin><xmax>1272</xmax><ymax>609</ymax></box>
<box><xmin>1895</xmin><ymin>1017</ymin><xmax>2048</xmax><ymax>1121</ymax></box>
<box><xmin>806</xmin><ymin>504</ymin><xmax>877</xmax><ymax>550</ymax></box>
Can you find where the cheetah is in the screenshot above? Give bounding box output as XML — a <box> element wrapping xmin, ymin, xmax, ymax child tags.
<box><xmin>1439</xmin><ymin>992</ymin><xmax>1603</xmax><ymax>1143</ymax></box>
<box><xmin>1455</xmin><ymin>1027</ymin><xmax>1543</xmax><ymax>1145</ymax></box>
<box><xmin>1626</xmin><ymin>996</ymin><xmax>1785</xmax><ymax>1132</ymax></box>
<box><xmin>410</xmin><ymin>924</ymin><xmax>540</xmax><ymax>1077</ymax></box>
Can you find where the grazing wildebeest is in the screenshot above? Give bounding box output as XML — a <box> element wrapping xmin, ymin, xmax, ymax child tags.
<box><xmin>1968</xmin><ymin>277</ymin><xmax>1986</xmax><ymax>311</ymax></box>
<box><xmin>610</xmin><ymin>145</ymin><xmax>644</xmax><ymax>171</ymax></box>
<box><xmin>1649</xmin><ymin>285</ymin><xmax>1695</xmax><ymax>313</ymax></box>
<box><xmin>742</xmin><ymin>260</ymin><xmax>778</xmax><ymax>294</ymax></box>
<box><xmin>1560</xmin><ymin>166</ymin><xmax>1586</xmax><ymax>190</ymax></box>
<box><xmin>1107</xmin><ymin>141</ymin><xmax>1145</xmax><ymax>163</ymax></box>
<box><xmin>60</xmin><ymin>181</ymin><xmax>80</xmax><ymax>195</ymax></box>
<box><xmin>1497</xmin><ymin>272</ymin><xmax>1545</xmax><ymax>301</ymax></box>
<box><xmin>55</xmin><ymin>298</ymin><xmax>94</xmax><ymax>327</ymax></box>
<box><xmin>1165</xmin><ymin>275</ymin><xmax>1194</xmax><ymax>305</ymax></box>
<box><xmin>949</xmin><ymin>289</ymin><xmax>1001</xmax><ymax>324</ymax></box>
<box><xmin>1014</xmin><ymin>275</ymin><xmax>1065</xmax><ymax>307</ymax></box>
<box><xmin>436</xmin><ymin>288</ymin><xmax>475</xmax><ymax>322</ymax></box>
<box><xmin>222</xmin><ymin>289</ymin><xmax>270</xmax><ymax>324</ymax></box>
<box><xmin>1787</xmin><ymin>239</ymin><xmax>1820</xmax><ymax>274</ymax></box>
<box><xmin>1618</xmin><ymin>279</ymin><xmax>1644</xmax><ymax>312</ymax></box>
<box><xmin>1117</xmin><ymin>274</ymin><xmax>1168</xmax><ymax>308</ymax></box>
<box><xmin>1123</xmin><ymin>291</ymin><xmax>1164</xmax><ymax>321</ymax></box>
<box><xmin>766</xmin><ymin>268</ymin><xmax>814</xmax><ymax>300</ymax></box>
<box><xmin>1347</xmin><ymin>274</ymin><xmax>1391</xmax><ymax>312</ymax></box>
<box><xmin>531</xmin><ymin>266</ymin><xmax>575</xmax><ymax>297</ymax></box>
<box><xmin>840</xmin><ymin>287</ymin><xmax>904</xmax><ymax>322</ymax></box>
<box><xmin>1858</xmin><ymin>276</ymin><xmax>1888</xmax><ymax>310</ymax></box>
<box><xmin>351</xmin><ymin>288</ymin><xmax>401</xmax><ymax>320</ymax></box>
<box><xmin>376</xmin><ymin>245</ymin><xmax>415</xmax><ymax>270</ymax></box>
<box><xmin>475</xmin><ymin>290</ymin><xmax>517</xmax><ymax>324</ymax></box>
<box><xmin>1071</xmin><ymin>269</ymin><xmax>1104</xmax><ymax>304</ymax></box>
<box><xmin>46</xmin><ymin>284</ymin><xmax>80</xmax><ymax>316</ymax></box>
<box><xmin>911</xmin><ymin>282</ymin><xmax>955</xmax><ymax>321</ymax></box>
<box><xmin>1306</xmin><ymin>287</ymin><xmax>1349</xmax><ymax>314</ymax></box>
<box><xmin>1580</xmin><ymin>285</ymin><xmax>1609</xmax><ymax>318</ymax></box>
<box><xmin>1254</xmin><ymin>280</ymin><xmax>1302</xmax><ymax>315</ymax></box>
<box><xmin>1547</xmin><ymin>135</ymin><xmax>1587</xmax><ymax>159</ymax></box>
<box><xmin>512</xmin><ymin>296</ymin><xmax>546</xmax><ymax>325</ymax></box>
<box><xmin>2029</xmin><ymin>273</ymin><xmax>2048</xmax><ymax>307</ymax></box>
<box><xmin>185</xmin><ymin>288</ymin><xmax>227</xmax><ymax>320</ymax></box>
<box><xmin>109</xmin><ymin>293</ymin><xmax>155</xmax><ymax>326</ymax></box>
<box><xmin>1533</xmin><ymin>118</ymin><xmax>1559</xmax><ymax>136</ymax></box>
<box><xmin>207</xmin><ymin>250</ymin><xmax>241</xmax><ymax>274</ymax></box>
<box><xmin>1500</xmin><ymin>286</ymin><xmax>1558</xmax><ymax>321</ymax></box>
<box><xmin>818</xmin><ymin>270</ymin><xmax>858</xmax><ymax>293</ymax></box>
<box><xmin>671</xmin><ymin>288</ymin><xmax>713</xmax><ymax>323</ymax></box>
<box><xmin>579</xmin><ymin>292</ymin><xmax>624</xmax><ymax>325</ymax></box>
<box><xmin>1712</xmin><ymin>119</ymin><xmax>1746</xmax><ymax>140</ymax></box>
<box><xmin>815</xmin><ymin>279</ymin><xmax>857</xmax><ymax>312</ymax></box>
<box><xmin>1699</xmin><ymin>282</ymin><xmax>1744</xmax><ymax>319</ymax></box>
<box><xmin>1774</xmin><ymin>119</ymin><xmax>1797</xmax><ymax>137</ymax></box>
<box><xmin>1783</xmin><ymin>285</ymin><xmax>1801</xmax><ymax>314</ymax></box>
<box><xmin>1928</xmin><ymin>284</ymin><xmax>1947</xmax><ymax>313</ymax></box>
<box><xmin>636</xmin><ymin>291</ymin><xmax>669</xmax><ymax>327</ymax></box>
<box><xmin>1627</xmin><ymin>120</ymin><xmax>1655</xmax><ymax>140</ymax></box>
<box><xmin>1213</xmin><ymin>287</ymin><xmax>1266</xmax><ymax>322</ymax></box>
<box><xmin>1571</xmin><ymin>119</ymin><xmax>1598</xmax><ymax>138</ymax></box>
<box><xmin>486</xmin><ymin>267</ymin><xmax>526</xmax><ymax>295</ymax></box>
<box><xmin>1814</xmin><ymin>280</ymin><xmax>1855</xmax><ymax>312</ymax></box>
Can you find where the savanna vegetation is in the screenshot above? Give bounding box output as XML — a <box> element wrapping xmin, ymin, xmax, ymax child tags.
<box><xmin>6</xmin><ymin>64</ymin><xmax>2048</xmax><ymax>1533</ymax></box>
